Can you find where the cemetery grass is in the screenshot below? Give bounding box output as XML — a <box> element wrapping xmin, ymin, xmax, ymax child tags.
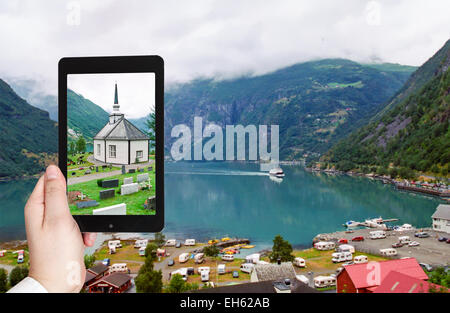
<box><xmin>68</xmin><ymin>169</ymin><xmax>155</xmax><ymax>215</ymax></box>
<box><xmin>67</xmin><ymin>152</ymin><xmax>121</xmax><ymax>177</ymax></box>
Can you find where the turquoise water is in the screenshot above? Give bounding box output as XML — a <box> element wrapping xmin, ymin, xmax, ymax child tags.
<box><xmin>0</xmin><ymin>162</ymin><xmax>443</xmax><ymax>251</ymax></box>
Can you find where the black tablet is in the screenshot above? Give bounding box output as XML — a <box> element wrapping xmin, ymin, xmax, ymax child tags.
<box><xmin>58</xmin><ymin>56</ymin><xmax>164</xmax><ymax>232</ymax></box>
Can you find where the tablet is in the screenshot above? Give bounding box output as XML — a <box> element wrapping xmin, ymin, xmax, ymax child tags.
<box><xmin>58</xmin><ymin>56</ymin><xmax>164</xmax><ymax>232</ymax></box>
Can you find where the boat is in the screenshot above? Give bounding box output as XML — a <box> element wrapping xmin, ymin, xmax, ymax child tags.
<box><xmin>344</xmin><ymin>220</ymin><xmax>359</xmax><ymax>228</ymax></box>
<box><xmin>241</xmin><ymin>245</ymin><xmax>255</xmax><ymax>249</ymax></box>
<box><xmin>269</xmin><ymin>167</ymin><xmax>285</xmax><ymax>178</ymax></box>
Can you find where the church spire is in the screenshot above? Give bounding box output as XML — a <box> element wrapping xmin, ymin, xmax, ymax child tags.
<box><xmin>113</xmin><ymin>82</ymin><xmax>120</xmax><ymax>112</ymax></box>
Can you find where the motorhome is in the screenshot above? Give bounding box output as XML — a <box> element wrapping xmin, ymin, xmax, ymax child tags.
<box><xmin>178</xmin><ymin>253</ymin><xmax>190</xmax><ymax>263</ymax></box>
<box><xmin>294</xmin><ymin>257</ymin><xmax>306</xmax><ymax>268</ymax></box>
<box><xmin>134</xmin><ymin>239</ymin><xmax>148</xmax><ymax>248</ymax></box>
<box><xmin>240</xmin><ymin>263</ymin><xmax>255</xmax><ymax>274</ymax></box>
<box><xmin>398</xmin><ymin>236</ymin><xmax>411</xmax><ymax>245</ymax></box>
<box><xmin>380</xmin><ymin>248</ymin><xmax>398</xmax><ymax>256</ymax></box>
<box><xmin>139</xmin><ymin>247</ymin><xmax>146</xmax><ymax>256</ymax></box>
<box><xmin>109</xmin><ymin>263</ymin><xmax>129</xmax><ymax>274</ymax></box>
<box><xmin>337</xmin><ymin>244</ymin><xmax>355</xmax><ymax>254</ymax></box>
<box><xmin>171</xmin><ymin>268</ymin><xmax>187</xmax><ymax>281</ymax></box>
<box><xmin>165</xmin><ymin>239</ymin><xmax>176</xmax><ymax>247</ymax></box>
<box><xmin>184</xmin><ymin>239</ymin><xmax>196</xmax><ymax>246</ymax></box>
<box><xmin>395</xmin><ymin>224</ymin><xmax>413</xmax><ymax>232</ymax></box>
<box><xmin>369</xmin><ymin>230</ymin><xmax>386</xmax><ymax>239</ymax></box>
<box><xmin>194</xmin><ymin>253</ymin><xmax>205</xmax><ymax>264</ymax></box>
<box><xmin>108</xmin><ymin>240</ymin><xmax>122</xmax><ymax>249</ymax></box>
<box><xmin>198</xmin><ymin>267</ymin><xmax>210</xmax><ymax>282</ymax></box>
<box><xmin>331</xmin><ymin>252</ymin><xmax>353</xmax><ymax>263</ymax></box>
<box><xmin>314</xmin><ymin>241</ymin><xmax>335</xmax><ymax>251</ymax></box>
<box><xmin>314</xmin><ymin>276</ymin><xmax>336</xmax><ymax>288</ymax></box>
<box><xmin>217</xmin><ymin>264</ymin><xmax>226</xmax><ymax>275</ymax></box>
<box><xmin>353</xmin><ymin>255</ymin><xmax>368</xmax><ymax>264</ymax></box>
<box><xmin>245</xmin><ymin>253</ymin><xmax>260</xmax><ymax>264</ymax></box>
<box><xmin>222</xmin><ymin>254</ymin><xmax>234</xmax><ymax>262</ymax></box>
<box><xmin>296</xmin><ymin>275</ymin><xmax>310</xmax><ymax>285</ymax></box>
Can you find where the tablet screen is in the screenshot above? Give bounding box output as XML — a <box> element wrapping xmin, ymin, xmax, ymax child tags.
<box><xmin>66</xmin><ymin>73</ymin><xmax>156</xmax><ymax>216</ymax></box>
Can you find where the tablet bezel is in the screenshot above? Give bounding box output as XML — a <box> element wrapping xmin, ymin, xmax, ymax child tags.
<box><xmin>58</xmin><ymin>56</ymin><xmax>164</xmax><ymax>232</ymax></box>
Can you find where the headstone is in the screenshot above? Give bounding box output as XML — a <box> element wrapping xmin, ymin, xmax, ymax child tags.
<box><xmin>90</xmin><ymin>166</ymin><xmax>94</xmax><ymax>170</ymax></box>
<box><xmin>96</xmin><ymin>166</ymin><xmax>99</xmax><ymax>172</ymax></box>
<box><xmin>76</xmin><ymin>200</ymin><xmax>99</xmax><ymax>209</ymax></box>
<box><xmin>148</xmin><ymin>166</ymin><xmax>153</xmax><ymax>171</ymax></box>
<box><xmin>93</xmin><ymin>203</ymin><xmax>126</xmax><ymax>215</ymax></box>
<box><xmin>85</xmin><ymin>169</ymin><xmax>91</xmax><ymax>175</ymax></box>
<box><xmin>121</xmin><ymin>183</ymin><xmax>139</xmax><ymax>195</ymax></box>
<box><xmin>139</xmin><ymin>168</ymin><xmax>144</xmax><ymax>172</ymax></box>
<box><xmin>128</xmin><ymin>169</ymin><xmax>136</xmax><ymax>174</ymax></box>
<box><xmin>137</xmin><ymin>173</ymin><xmax>149</xmax><ymax>183</ymax></box>
<box><xmin>145</xmin><ymin>196</ymin><xmax>156</xmax><ymax>211</ymax></box>
<box><xmin>123</xmin><ymin>177</ymin><xmax>133</xmax><ymax>185</ymax></box>
<box><xmin>108</xmin><ymin>164</ymin><xmax>112</xmax><ymax>169</ymax></box>
<box><xmin>71</xmin><ymin>172</ymin><xmax>76</xmax><ymax>176</ymax></box>
<box><xmin>121</xmin><ymin>165</ymin><xmax>126</xmax><ymax>175</ymax></box>
<box><xmin>99</xmin><ymin>189</ymin><xmax>115</xmax><ymax>200</ymax></box>
<box><xmin>102</xmin><ymin>165</ymin><xmax>107</xmax><ymax>169</ymax></box>
<box><xmin>102</xmin><ymin>179</ymin><xmax>119</xmax><ymax>188</ymax></box>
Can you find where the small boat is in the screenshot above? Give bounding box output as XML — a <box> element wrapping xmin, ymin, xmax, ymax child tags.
<box><xmin>269</xmin><ymin>167</ymin><xmax>285</xmax><ymax>178</ymax></box>
<box><xmin>241</xmin><ymin>245</ymin><xmax>255</xmax><ymax>249</ymax></box>
<box><xmin>344</xmin><ymin>220</ymin><xmax>359</xmax><ymax>228</ymax></box>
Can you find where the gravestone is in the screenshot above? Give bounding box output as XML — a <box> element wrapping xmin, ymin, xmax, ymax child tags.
<box><xmin>123</xmin><ymin>177</ymin><xmax>133</xmax><ymax>185</ymax></box>
<box><xmin>148</xmin><ymin>166</ymin><xmax>153</xmax><ymax>171</ymax></box>
<box><xmin>121</xmin><ymin>183</ymin><xmax>139</xmax><ymax>195</ymax></box>
<box><xmin>128</xmin><ymin>169</ymin><xmax>136</xmax><ymax>174</ymax></box>
<box><xmin>71</xmin><ymin>172</ymin><xmax>76</xmax><ymax>176</ymax></box>
<box><xmin>145</xmin><ymin>196</ymin><xmax>156</xmax><ymax>211</ymax></box>
<box><xmin>108</xmin><ymin>164</ymin><xmax>112</xmax><ymax>169</ymax></box>
<box><xmin>139</xmin><ymin>168</ymin><xmax>144</xmax><ymax>172</ymax></box>
<box><xmin>76</xmin><ymin>200</ymin><xmax>99</xmax><ymax>209</ymax></box>
<box><xmin>89</xmin><ymin>166</ymin><xmax>94</xmax><ymax>170</ymax></box>
<box><xmin>99</xmin><ymin>189</ymin><xmax>115</xmax><ymax>200</ymax></box>
<box><xmin>137</xmin><ymin>173</ymin><xmax>149</xmax><ymax>183</ymax></box>
<box><xmin>93</xmin><ymin>203</ymin><xmax>126</xmax><ymax>215</ymax></box>
<box><xmin>102</xmin><ymin>165</ymin><xmax>107</xmax><ymax>169</ymax></box>
<box><xmin>96</xmin><ymin>166</ymin><xmax>99</xmax><ymax>172</ymax></box>
<box><xmin>121</xmin><ymin>165</ymin><xmax>126</xmax><ymax>175</ymax></box>
<box><xmin>85</xmin><ymin>169</ymin><xmax>91</xmax><ymax>175</ymax></box>
<box><xmin>102</xmin><ymin>179</ymin><xmax>119</xmax><ymax>188</ymax></box>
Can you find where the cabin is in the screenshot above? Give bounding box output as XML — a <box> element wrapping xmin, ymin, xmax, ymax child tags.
<box><xmin>336</xmin><ymin>258</ymin><xmax>428</xmax><ymax>293</ymax></box>
<box><xmin>87</xmin><ymin>263</ymin><xmax>109</xmax><ymax>280</ymax></box>
<box><xmin>87</xmin><ymin>272</ymin><xmax>132</xmax><ymax>293</ymax></box>
<box><xmin>432</xmin><ymin>204</ymin><xmax>450</xmax><ymax>234</ymax></box>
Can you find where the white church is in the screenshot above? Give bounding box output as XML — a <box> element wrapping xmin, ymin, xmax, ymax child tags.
<box><xmin>93</xmin><ymin>83</ymin><xmax>150</xmax><ymax>165</ymax></box>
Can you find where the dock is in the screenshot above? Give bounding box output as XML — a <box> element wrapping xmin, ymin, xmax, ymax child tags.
<box><xmin>396</xmin><ymin>184</ymin><xmax>450</xmax><ymax>198</ymax></box>
<box><xmin>215</xmin><ymin>238</ymin><xmax>250</xmax><ymax>248</ymax></box>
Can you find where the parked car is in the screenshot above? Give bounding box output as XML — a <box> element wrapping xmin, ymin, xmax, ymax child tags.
<box><xmin>419</xmin><ymin>263</ymin><xmax>433</xmax><ymax>272</ymax></box>
<box><xmin>175</xmin><ymin>242</ymin><xmax>182</xmax><ymax>248</ymax></box>
<box><xmin>351</xmin><ymin>236</ymin><xmax>364</xmax><ymax>242</ymax></box>
<box><xmin>414</xmin><ymin>232</ymin><xmax>430</xmax><ymax>238</ymax></box>
<box><xmin>187</xmin><ymin>267</ymin><xmax>195</xmax><ymax>275</ymax></box>
<box><xmin>168</xmin><ymin>259</ymin><xmax>175</xmax><ymax>266</ymax></box>
<box><xmin>446</xmin><ymin>238</ymin><xmax>450</xmax><ymax>244</ymax></box>
<box><xmin>338</xmin><ymin>238</ymin><xmax>348</xmax><ymax>244</ymax></box>
<box><xmin>232</xmin><ymin>271</ymin><xmax>239</xmax><ymax>278</ymax></box>
<box><xmin>408</xmin><ymin>241</ymin><xmax>420</xmax><ymax>247</ymax></box>
<box><xmin>438</xmin><ymin>237</ymin><xmax>448</xmax><ymax>242</ymax></box>
<box><xmin>392</xmin><ymin>242</ymin><xmax>404</xmax><ymax>248</ymax></box>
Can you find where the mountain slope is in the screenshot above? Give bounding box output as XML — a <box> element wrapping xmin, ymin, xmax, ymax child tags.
<box><xmin>325</xmin><ymin>39</ymin><xmax>450</xmax><ymax>175</ymax></box>
<box><xmin>165</xmin><ymin>59</ymin><xmax>415</xmax><ymax>159</ymax></box>
<box><xmin>0</xmin><ymin>78</ymin><xmax>58</xmax><ymax>178</ymax></box>
<box><xmin>67</xmin><ymin>89</ymin><xmax>109</xmax><ymax>143</ymax></box>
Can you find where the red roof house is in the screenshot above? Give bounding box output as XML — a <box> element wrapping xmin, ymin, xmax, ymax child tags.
<box><xmin>373</xmin><ymin>271</ymin><xmax>447</xmax><ymax>293</ymax></box>
<box><xmin>336</xmin><ymin>258</ymin><xmax>428</xmax><ymax>293</ymax></box>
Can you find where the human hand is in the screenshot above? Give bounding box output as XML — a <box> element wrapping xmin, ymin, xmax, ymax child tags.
<box><xmin>24</xmin><ymin>165</ymin><xmax>96</xmax><ymax>293</ymax></box>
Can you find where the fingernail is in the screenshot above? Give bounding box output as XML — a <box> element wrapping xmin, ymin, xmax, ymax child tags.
<box><xmin>46</xmin><ymin>165</ymin><xmax>59</xmax><ymax>180</ymax></box>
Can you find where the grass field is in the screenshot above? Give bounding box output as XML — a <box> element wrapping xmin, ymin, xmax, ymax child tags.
<box><xmin>68</xmin><ymin>168</ymin><xmax>155</xmax><ymax>215</ymax></box>
<box><xmin>67</xmin><ymin>152</ymin><xmax>121</xmax><ymax>177</ymax></box>
<box><xmin>0</xmin><ymin>250</ymin><xmax>29</xmax><ymax>267</ymax></box>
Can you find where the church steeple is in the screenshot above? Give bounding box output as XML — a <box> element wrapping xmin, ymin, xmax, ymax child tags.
<box><xmin>113</xmin><ymin>82</ymin><xmax>120</xmax><ymax>112</ymax></box>
<box><xmin>109</xmin><ymin>82</ymin><xmax>123</xmax><ymax>124</ymax></box>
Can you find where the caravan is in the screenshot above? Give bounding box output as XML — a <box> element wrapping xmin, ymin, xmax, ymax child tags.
<box><xmin>194</xmin><ymin>253</ymin><xmax>205</xmax><ymax>264</ymax></box>
<box><xmin>369</xmin><ymin>231</ymin><xmax>386</xmax><ymax>240</ymax></box>
<box><xmin>354</xmin><ymin>255</ymin><xmax>368</xmax><ymax>264</ymax></box>
<box><xmin>337</xmin><ymin>244</ymin><xmax>355</xmax><ymax>254</ymax></box>
<box><xmin>217</xmin><ymin>264</ymin><xmax>226</xmax><ymax>275</ymax></box>
<box><xmin>108</xmin><ymin>240</ymin><xmax>122</xmax><ymax>249</ymax></box>
<box><xmin>198</xmin><ymin>267</ymin><xmax>210</xmax><ymax>282</ymax></box>
<box><xmin>165</xmin><ymin>239</ymin><xmax>176</xmax><ymax>247</ymax></box>
<box><xmin>331</xmin><ymin>252</ymin><xmax>353</xmax><ymax>263</ymax></box>
<box><xmin>178</xmin><ymin>253</ymin><xmax>190</xmax><ymax>263</ymax></box>
<box><xmin>314</xmin><ymin>241</ymin><xmax>335</xmax><ymax>251</ymax></box>
<box><xmin>380</xmin><ymin>248</ymin><xmax>398</xmax><ymax>257</ymax></box>
<box><xmin>221</xmin><ymin>254</ymin><xmax>234</xmax><ymax>262</ymax></box>
<box><xmin>134</xmin><ymin>239</ymin><xmax>148</xmax><ymax>248</ymax></box>
<box><xmin>314</xmin><ymin>276</ymin><xmax>336</xmax><ymax>288</ymax></box>
<box><xmin>171</xmin><ymin>268</ymin><xmax>188</xmax><ymax>281</ymax></box>
<box><xmin>245</xmin><ymin>253</ymin><xmax>260</xmax><ymax>264</ymax></box>
<box><xmin>109</xmin><ymin>263</ymin><xmax>129</xmax><ymax>274</ymax></box>
<box><xmin>184</xmin><ymin>239</ymin><xmax>196</xmax><ymax>246</ymax></box>
<box><xmin>240</xmin><ymin>263</ymin><xmax>255</xmax><ymax>274</ymax></box>
<box><xmin>139</xmin><ymin>247</ymin><xmax>146</xmax><ymax>256</ymax></box>
<box><xmin>398</xmin><ymin>236</ymin><xmax>411</xmax><ymax>245</ymax></box>
<box><xmin>293</xmin><ymin>257</ymin><xmax>306</xmax><ymax>268</ymax></box>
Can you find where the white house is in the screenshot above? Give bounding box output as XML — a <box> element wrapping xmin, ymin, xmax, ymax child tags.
<box><xmin>93</xmin><ymin>83</ymin><xmax>149</xmax><ymax>165</ymax></box>
<box><xmin>432</xmin><ymin>204</ymin><xmax>450</xmax><ymax>234</ymax></box>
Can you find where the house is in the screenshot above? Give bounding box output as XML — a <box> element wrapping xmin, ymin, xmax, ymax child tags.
<box><xmin>336</xmin><ymin>258</ymin><xmax>428</xmax><ymax>293</ymax></box>
<box><xmin>431</xmin><ymin>204</ymin><xmax>450</xmax><ymax>233</ymax></box>
<box><xmin>87</xmin><ymin>272</ymin><xmax>132</xmax><ymax>293</ymax></box>
<box><xmin>250</xmin><ymin>262</ymin><xmax>297</xmax><ymax>283</ymax></box>
<box><xmin>373</xmin><ymin>271</ymin><xmax>448</xmax><ymax>293</ymax></box>
<box><xmin>87</xmin><ymin>263</ymin><xmax>109</xmax><ymax>280</ymax></box>
<box><xmin>93</xmin><ymin>83</ymin><xmax>149</xmax><ymax>165</ymax></box>
<box><xmin>194</xmin><ymin>280</ymin><xmax>318</xmax><ymax>293</ymax></box>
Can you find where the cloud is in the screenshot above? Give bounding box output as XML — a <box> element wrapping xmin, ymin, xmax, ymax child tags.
<box><xmin>0</xmin><ymin>0</ymin><xmax>448</xmax><ymax>97</ymax></box>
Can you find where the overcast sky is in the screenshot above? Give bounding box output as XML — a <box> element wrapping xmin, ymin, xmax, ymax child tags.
<box><xmin>68</xmin><ymin>73</ymin><xmax>155</xmax><ymax>118</ymax></box>
<box><xmin>0</xmin><ymin>0</ymin><xmax>449</xmax><ymax>114</ymax></box>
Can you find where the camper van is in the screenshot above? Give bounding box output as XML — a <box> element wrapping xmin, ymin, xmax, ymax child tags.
<box><xmin>108</xmin><ymin>240</ymin><xmax>122</xmax><ymax>249</ymax></box>
<box><xmin>109</xmin><ymin>263</ymin><xmax>129</xmax><ymax>274</ymax></box>
<box><xmin>245</xmin><ymin>253</ymin><xmax>260</xmax><ymax>264</ymax></box>
<box><xmin>222</xmin><ymin>254</ymin><xmax>234</xmax><ymax>262</ymax></box>
<box><xmin>314</xmin><ymin>276</ymin><xmax>336</xmax><ymax>288</ymax></box>
<box><xmin>240</xmin><ymin>263</ymin><xmax>255</xmax><ymax>274</ymax></box>
<box><xmin>398</xmin><ymin>236</ymin><xmax>411</xmax><ymax>245</ymax></box>
<box><xmin>198</xmin><ymin>267</ymin><xmax>210</xmax><ymax>282</ymax></box>
<box><xmin>331</xmin><ymin>252</ymin><xmax>353</xmax><ymax>263</ymax></box>
<box><xmin>354</xmin><ymin>255</ymin><xmax>368</xmax><ymax>264</ymax></box>
<box><xmin>165</xmin><ymin>239</ymin><xmax>176</xmax><ymax>247</ymax></box>
<box><xmin>369</xmin><ymin>230</ymin><xmax>386</xmax><ymax>240</ymax></box>
<box><xmin>184</xmin><ymin>239</ymin><xmax>196</xmax><ymax>246</ymax></box>
<box><xmin>294</xmin><ymin>257</ymin><xmax>306</xmax><ymax>268</ymax></box>
<box><xmin>134</xmin><ymin>239</ymin><xmax>148</xmax><ymax>248</ymax></box>
<box><xmin>109</xmin><ymin>245</ymin><xmax>116</xmax><ymax>255</ymax></box>
<box><xmin>139</xmin><ymin>247</ymin><xmax>146</xmax><ymax>256</ymax></box>
<box><xmin>380</xmin><ymin>248</ymin><xmax>398</xmax><ymax>256</ymax></box>
<box><xmin>178</xmin><ymin>253</ymin><xmax>190</xmax><ymax>263</ymax></box>
<box><xmin>314</xmin><ymin>241</ymin><xmax>335</xmax><ymax>251</ymax></box>
<box><xmin>217</xmin><ymin>264</ymin><xmax>226</xmax><ymax>275</ymax></box>
<box><xmin>337</xmin><ymin>244</ymin><xmax>355</xmax><ymax>254</ymax></box>
<box><xmin>194</xmin><ymin>253</ymin><xmax>205</xmax><ymax>264</ymax></box>
<box><xmin>171</xmin><ymin>268</ymin><xmax>188</xmax><ymax>281</ymax></box>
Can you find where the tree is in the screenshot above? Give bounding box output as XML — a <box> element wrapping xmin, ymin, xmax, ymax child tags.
<box><xmin>203</xmin><ymin>245</ymin><xmax>219</xmax><ymax>257</ymax></box>
<box><xmin>167</xmin><ymin>274</ymin><xmax>198</xmax><ymax>293</ymax></box>
<box><xmin>146</xmin><ymin>112</ymin><xmax>156</xmax><ymax>151</ymax></box>
<box><xmin>154</xmin><ymin>233</ymin><xmax>166</xmax><ymax>247</ymax></box>
<box><xmin>68</xmin><ymin>141</ymin><xmax>76</xmax><ymax>156</ymax></box>
<box><xmin>84</xmin><ymin>254</ymin><xmax>96</xmax><ymax>269</ymax></box>
<box><xmin>0</xmin><ymin>268</ymin><xmax>8</xmax><ymax>293</ymax></box>
<box><xmin>269</xmin><ymin>235</ymin><xmax>294</xmax><ymax>262</ymax></box>
<box><xmin>76</xmin><ymin>136</ymin><xmax>86</xmax><ymax>154</ymax></box>
<box><xmin>9</xmin><ymin>266</ymin><xmax>29</xmax><ymax>287</ymax></box>
<box><xmin>135</xmin><ymin>243</ymin><xmax>162</xmax><ymax>293</ymax></box>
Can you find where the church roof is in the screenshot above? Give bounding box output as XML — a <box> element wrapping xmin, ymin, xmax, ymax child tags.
<box><xmin>94</xmin><ymin>117</ymin><xmax>150</xmax><ymax>140</ymax></box>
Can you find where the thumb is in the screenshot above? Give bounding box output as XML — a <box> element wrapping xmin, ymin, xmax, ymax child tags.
<box><xmin>43</xmin><ymin>165</ymin><xmax>70</xmax><ymax>223</ymax></box>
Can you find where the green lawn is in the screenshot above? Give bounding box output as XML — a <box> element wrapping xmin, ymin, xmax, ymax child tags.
<box><xmin>68</xmin><ymin>169</ymin><xmax>156</xmax><ymax>215</ymax></box>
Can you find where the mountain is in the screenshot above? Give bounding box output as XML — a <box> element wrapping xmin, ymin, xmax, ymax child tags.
<box><xmin>0</xmin><ymin>78</ymin><xmax>58</xmax><ymax>178</ymax></box>
<box><xmin>6</xmin><ymin>78</ymin><xmax>58</xmax><ymax>121</ymax></box>
<box><xmin>324</xmin><ymin>39</ymin><xmax>450</xmax><ymax>176</ymax></box>
<box><xmin>165</xmin><ymin>59</ymin><xmax>416</xmax><ymax>160</ymax></box>
<box><xmin>129</xmin><ymin>115</ymin><xmax>149</xmax><ymax>133</ymax></box>
<box><xmin>67</xmin><ymin>89</ymin><xmax>109</xmax><ymax>143</ymax></box>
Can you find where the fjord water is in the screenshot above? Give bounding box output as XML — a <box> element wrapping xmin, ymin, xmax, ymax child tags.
<box><xmin>0</xmin><ymin>163</ymin><xmax>442</xmax><ymax>251</ymax></box>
